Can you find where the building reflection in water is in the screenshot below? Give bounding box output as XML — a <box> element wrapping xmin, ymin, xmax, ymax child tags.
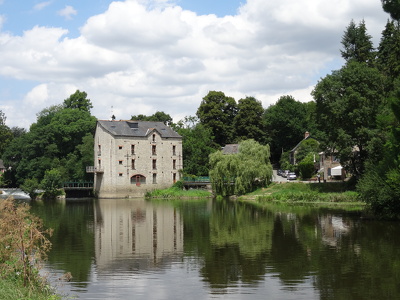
<box><xmin>93</xmin><ymin>199</ymin><xmax>183</xmax><ymax>272</ymax></box>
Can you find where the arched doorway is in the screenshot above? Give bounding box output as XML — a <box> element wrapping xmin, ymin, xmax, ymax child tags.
<box><xmin>131</xmin><ymin>174</ymin><xmax>146</xmax><ymax>186</ymax></box>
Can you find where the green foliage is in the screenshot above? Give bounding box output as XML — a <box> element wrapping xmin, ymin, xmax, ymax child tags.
<box><xmin>357</xmin><ymin>161</ymin><xmax>400</xmax><ymax>218</ymax></box>
<box><xmin>381</xmin><ymin>0</ymin><xmax>400</xmax><ymax>21</ymax></box>
<box><xmin>196</xmin><ymin>91</ymin><xmax>237</xmax><ymax>146</ymax></box>
<box><xmin>233</xmin><ymin>96</ymin><xmax>266</xmax><ymax>143</ymax></box>
<box><xmin>175</xmin><ymin>117</ymin><xmax>218</xmax><ymax>176</ymax></box>
<box><xmin>312</xmin><ymin>61</ymin><xmax>386</xmax><ymax>176</ymax></box>
<box><xmin>41</xmin><ymin>169</ymin><xmax>63</xmax><ymax>199</ymax></box>
<box><xmin>209</xmin><ymin>139</ymin><xmax>273</xmax><ymax>196</ymax></box>
<box><xmin>279</xmin><ymin>151</ymin><xmax>293</xmax><ymax>171</ymax></box>
<box><xmin>295</xmin><ymin>138</ymin><xmax>320</xmax><ymax>164</ymax></box>
<box><xmin>254</xmin><ymin>182</ymin><xmax>360</xmax><ymax>204</ymax></box>
<box><xmin>0</xmin><ymin>198</ymin><xmax>52</xmax><ymax>288</ymax></box>
<box><xmin>2</xmin><ymin>91</ymin><xmax>96</xmax><ymax>186</ymax></box>
<box><xmin>131</xmin><ymin>111</ymin><xmax>173</xmax><ymax>125</ymax></box>
<box><xmin>357</xmin><ymin>93</ymin><xmax>400</xmax><ymax>218</ymax></box>
<box><xmin>63</xmin><ymin>90</ymin><xmax>93</xmax><ymax>112</ymax></box>
<box><xmin>341</xmin><ymin>19</ymin><xmax>375</xmax><ymax>64</ymax></box>
<box><xmin>263</xmin><ymin>96</ymin><xmax>311</xmax><ymax>163</ymax></box>
<box><xmin>146</xmin><ymin>185</ymin><xmax>211</xmax><ymax>199</ymax></box>
<box><xmin>377</xmin><ymin>20</ymin><xmax>400</xmax><ymax>82</ymax></box>
<box><xmin>0</xmin><ymin>110</ymin><xmax>12</xmax><ymax>157</ymax></box>
<box><xmin>20</xmin><ymin>178</ymin><xmax>40</xmax><ymax>200</ymax></box>
<box><xmin>297</xmin><ymin>153</ymin><xmax>315</xmax><ymax>179</ymax></box>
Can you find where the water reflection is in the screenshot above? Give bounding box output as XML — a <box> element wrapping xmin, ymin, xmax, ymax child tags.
<box><xmin>93</xmin><ymin>199</ymin><xmax>183</xmax><ymax>273</ymax></box>
<box><xmin>30</xmin><ymin>198</ymin><xmax>400</xmax><ymax>300</ymax></box>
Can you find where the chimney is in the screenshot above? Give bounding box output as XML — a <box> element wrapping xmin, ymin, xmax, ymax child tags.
<box><xmin>304</xmin><ymin>131</ymin><xmax>310</xmax><ymax>139</ymax></box>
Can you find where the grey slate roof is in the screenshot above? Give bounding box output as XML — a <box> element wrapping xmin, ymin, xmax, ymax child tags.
<box><xmin>222</xmin><ymin>144</ymin><xmax>239</xmax><ymax>154</ymax></box>
<box><xmin>98</xmin><ymin>120</ymin><xmax>182</xmax><ymax>138</ymax></box>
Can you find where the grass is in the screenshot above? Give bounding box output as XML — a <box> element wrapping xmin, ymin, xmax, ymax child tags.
<box><xmin>0</xmin><ymin>275</ymin><xmax>61</xmax><ymax>300</ymax></box>
<box><xmin>146</xmin><ymin>186</ymin><xmax>212</xmax><ymax>199</ymax></box>
<box><xmin>238</xmin><ymin>182</ymin><xmax>364</xmax><ymax>207</ymax></box>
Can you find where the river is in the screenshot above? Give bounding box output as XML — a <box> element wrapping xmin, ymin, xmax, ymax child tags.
<box><xmin>29</xmin><ymin>198</ymin><xmax>400</xmax><ymax>300</ymax></box>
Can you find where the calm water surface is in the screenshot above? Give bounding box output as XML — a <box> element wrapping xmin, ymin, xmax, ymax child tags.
<box><xmin>30</xmin><ymin>198</ymin><xmax>400</xmax><ymax>300</ymax></box>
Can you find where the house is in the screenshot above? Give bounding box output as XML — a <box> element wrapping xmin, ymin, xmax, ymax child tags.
<box><xmin>319</xmin><ymin>151</ymin><xmax>344</xmax><ymax>180</ymax></box>
<box><xmin>289</xmin><ymin>132</ymin><xmax>319</xmax><ymax>165</ymax></box>
<box><xmin>90</xmin><ymin>120</ymin><xmax>183</xmax><ymax>198</ymax></box>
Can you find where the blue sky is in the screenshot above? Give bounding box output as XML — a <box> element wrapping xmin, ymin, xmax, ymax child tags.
<box><xmin>0</xmin><ymin>0</ymin><xmax>390</xmax><ymax>129</ymax></box>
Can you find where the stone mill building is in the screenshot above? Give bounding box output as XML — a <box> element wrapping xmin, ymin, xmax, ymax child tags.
<box><xmin>90</xmin><ymin>120</ymin><xmax>183</xmax><ymax>198</ymax></box>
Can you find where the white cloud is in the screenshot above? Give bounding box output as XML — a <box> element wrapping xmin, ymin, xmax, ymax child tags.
<box><xmin>57</xmin><ymin>5</ymin><xmax>77</xmax><ymax>20</ymax></box>
<box><xmin>33</xmin><ymin>1</ymin><xmax>52</xmax><ymax>11</ymax></box>
<box><xmin>0</xmin><ymin>0</ymin><xmax>391</xmax><ymax>128</ymax></box>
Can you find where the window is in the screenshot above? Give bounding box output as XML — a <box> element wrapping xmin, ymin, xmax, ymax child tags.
<box><xmin>172</xmin><ymin>145</ymin><xmax>176</xmax><ymax>156</ymax></box>
<box><xmin>153</xmin><ymin>134</ymin><xmax>156</xmax><ymax>142</ymax></box>
<box><xmin>131</xmin><ymin>159</ymin><xmax>135</xmax><ymax>170</ymax></box>
<box><xmin>98</xmin><ymin>159</ymin><xmax>101</xmax><ymax>166</ymax></box>
<box><xmin>119</xmin><ymin>160</ymin><xmax>123</xmax><ymax>165</ymax></box>
<box><xmin>153</xmin><ymin>173</ymin><xmax>157</xmax><ymax>184</ymax></box>
<box><xmin>173</xmin><ymin>159</ymin><xmax>176</xmax><ymax>170</ymax></box>
<box><xmin>152</xmin><ymin>159</ymin><xmax>157</xmax><ymax>170</ymax></box>
<box><xmin>98</xmin><ymin>145</ymin><xmax>101</xmax><ymax>156</ymax></box>
<box><xmin>119</xmin><ymin>173</ymin><xmax>123</xmax><ymax>177</ymax></box>
<box><xmin>131</xmin><ymin>144</ymin><xmax>135</xmax><ymax>155</ymax></box>
<box><xmin>152</xmin><ymin>145</ymin><xmax>156</xmax><ymax>155</ymax></box>
<box><xmin>118</xmin><ymin>145</ymin><xmax>123</xmax><ymax>150</ymax></box>
<box><xmin>173</xmin><ymin>173</ymin><xmax>177</xmax><ymax>183</ymax></box>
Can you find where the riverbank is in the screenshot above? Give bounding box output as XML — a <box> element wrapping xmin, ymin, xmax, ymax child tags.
<box><xmin>0</xmin><ymin>197</ymin><xmax>61</xmax><ymax>300</ymax></box>
<box><xmin>146</xmin><ymin>185</ymin><xmax>212</xmax><ymax>199</ymax></box>
<box><xmin>0</xmin><ymin>278</ymin><xmax>60</xmax><ymax>300</ymax></box>
<box><xmin>236</xmin><ymin>181</ymin><xmax>365</xmax><ymax>210</ymax></box>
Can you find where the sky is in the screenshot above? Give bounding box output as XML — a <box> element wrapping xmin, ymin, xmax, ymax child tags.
<box><xmin>0</xmin><ymin>0</ymin><xmax>391</xmax><ymax>129</ymax></box>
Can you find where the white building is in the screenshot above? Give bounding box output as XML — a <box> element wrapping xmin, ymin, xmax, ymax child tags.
<box><xmin>90</xmin><ymin>120</ymin><xmax>183</xmax><ymax>198</ymax></box>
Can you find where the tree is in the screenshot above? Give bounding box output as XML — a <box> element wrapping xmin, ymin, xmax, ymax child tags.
<box><xmin>233</xmin><ymin>96</ymin><xmax>266</xmax><ymax>143</ymax></box>
<box><xmin>63</xmin><ymin>90</ymin><xmax>93</xmax><ymax>112</ymax></box>
<box><xmin>377</xmin><ymin>20</ymin><xmax>400</xmax><ymax>82</ymax></box>
<box><xmin>295</xmin><ymin>138</ymin><xmax>320</xmax><ymax>164</ymax></box>
<box><xmin>175</xmin><ymin>116</ymin><xmax>218</xmax><ymax>176</ymax></box>
<box><xmin>41</xmin><ymin>169</ymin><xmax>63</xmax><ymax>199</ymax></box>
<box><xmin>209</xmin><ymin>139</ymin><xmax>272</xmax><ymax>196</ymax></box>
<box><xmin>263</xmin><ymin>95</ymin><xmax>309</xmax><ymax>163</ymax></box>
<box><xmin>381</xmin><ymin>0</ymin><xmax>400</xmax><ymax>22</ymax></box>
<box><xmin>2</xmin><ymin>91</ymin><xmax>96</xmax><ymax>186</ymax></box>
<box><xmin>196</xmin><ymin>91</ymin><xmax>237</xmax><ymax>146</ymax></box>
<box><xmin>312</xmin><ymin>61</ymin><xmax>386</xmax><ymax>177</ymax></box>
<box><xmin>341</xmin><ymin>20</ymin><xmax>375</xmax><ymax>65</ymax></box>
<box><xmin>0</xmin><ymin>110</ymin><xmax>12</xmax><ymax>157</ymax></box>
<box><xmin>297</xmin><ymin>153</ymin><xmax>316</xmax><ymax>179</ymax></box>
<box><xmin>357</xmin><ymin>84</ymin><xmax>400</xmax><ymax>218</ymax></box>
<box><xmin>131</xmin><ymin>111</ymin><xmax>173</xmax><ymax>125</ymax></box>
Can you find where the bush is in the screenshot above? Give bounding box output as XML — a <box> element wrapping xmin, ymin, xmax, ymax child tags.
<box><xmin>0</xmin><ymin>198</ymin><xmax>52</xmax><ymax>288</ymax></box>
<box><xmin>41</xmin><ymin>169</ymin><xmax>63</xmax><ymax>199</ymax></box>
<box><xmin>298</xmin><ymin>154</ymin><xmax>315</xmax><ymax>179</ymax></box>
<box><xmin>357</xmin><ymin>164</ymin><xmax>400</xmax><ymax>219</ymax></box>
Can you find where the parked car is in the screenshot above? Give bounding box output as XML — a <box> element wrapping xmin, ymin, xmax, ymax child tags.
<box><xmin>277</xmin><ymin>169</ymin><xmax>284</xmax><ymax>176</ymax></box>
<box><xmin>287</xmin><ymin>172</ymin><xmax>297</xmax><ymax>180</ymax></box>
<box><xmin>282</xmin><ymin>170</ymin><xmax>289</xmax><ymax>178</ymax></box>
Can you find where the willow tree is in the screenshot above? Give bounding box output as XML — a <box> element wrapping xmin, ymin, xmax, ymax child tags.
<box><xmin>209</xmin><ymin>139</ymin><xmax>273</xmax><ymax>196</ymax></box>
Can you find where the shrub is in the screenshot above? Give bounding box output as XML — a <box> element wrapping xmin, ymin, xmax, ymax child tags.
<box><xmin>0</xmin><ymin>198</ymin><xmax>52</xmax><ymax>288</ymax></box>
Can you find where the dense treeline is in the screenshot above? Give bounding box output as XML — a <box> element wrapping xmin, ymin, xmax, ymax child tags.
<box><xmin>0</xmin><ymin>90</ymin><xmax>96</xmax><ymax>198</ymax></box>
